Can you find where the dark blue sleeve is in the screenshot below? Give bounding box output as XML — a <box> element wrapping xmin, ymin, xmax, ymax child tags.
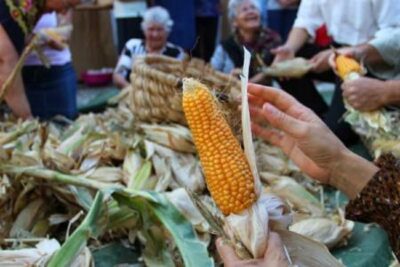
<box><xmin>0</xmin><ymin>1</ymin><xmax>25</xmax><ymax>54</ymax></box>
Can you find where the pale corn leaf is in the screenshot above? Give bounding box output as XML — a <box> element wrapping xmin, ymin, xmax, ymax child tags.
<box><xmin>261</xmin><ymin>172</ymin><xmax>324</xmax><ymax>216</ymax></box>
<box><xmin>226</xmin><ymin>193</ymin><xmax>291</xmax><ymax>259</ymax></box>
<box><xmin>87</xmin><ymin>167</ymin><xmax>124</xmax><ymax>183</ymax></box>
<box><xmin>140</xmin><ymin>124</ymin><xmax>196</xmax><ymax>153</ymax></box>
<box><xmin>261</xmin><ymin>58</ymin><xmax>313</xmax><ymax>78</ymax></box>
<box><xmin>128</xmin><ymin>160</ymin><xmax>152</xmax><ymax>190</ymax></box>
<box><xmin>10</xmin><ymin>198</ymin><xmax>45</xmax><ymax>238</ymax></box>
<box><xmin>276</xmin><ymin>229</ymin><xmax>343</xmax><ymax>266</ymax></box>
<box><xmin>169</xmin><ymin>154</ymin><xmax>205</xmax><ymax>193</ymax></box>
<box><xmin>0</xmin><ymin>239</ymin><xmax>60</xmax><ymax>267</ymax></box>
<box><xmin>47</xmin><ymin>191</ymin><xmax>105</xmax><ymax>267</ymax></box>
<box><xmin>240</xmin><ymin>47</ymin><xmax>262</xmax><ymax>196</ymax></box>
<box><xmin>289</xmin><ymin>218</ymin><xmax>354</xmax><ymax>249</ymax></box>
<box><xmin>165</xmin><ymin>188</ymin><xmax>210</xmax><ymax>232</ymax></box>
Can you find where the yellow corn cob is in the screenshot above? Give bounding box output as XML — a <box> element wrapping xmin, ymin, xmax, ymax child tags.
<box><xmin>182</xmin><ymin>78</ymin><xmax>256</xmax><ymax>215</ymax></box>
<box><xmin>335</xmin><ymin>54</ymin><xmax>362</xmax><ymax>80</ymax></box>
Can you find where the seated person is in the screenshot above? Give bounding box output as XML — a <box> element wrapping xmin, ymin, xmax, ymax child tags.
<box><xmin>211</xmin><ymin>0</ymin><xmax>328</xmax><ymax>118</ymax></box>
<box><xmin>113</xmin><ymin>6</ymin><xmax>186</xmax><ymax>89</ymax></box>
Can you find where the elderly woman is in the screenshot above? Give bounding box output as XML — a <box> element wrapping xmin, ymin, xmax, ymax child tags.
<box><xmin>113</xmin><ymin>6</ymin><xmax>186</xmax><ymax>89</ymax></box>
<box><xmin>210</xmin><ymin>0</ymin><xmax>328</xmax><ymax>117</ymax></box>
<box><xmin>0</xmin><ymin>0</ymin><xmax>83</xmax><ymax>119</ymax></box>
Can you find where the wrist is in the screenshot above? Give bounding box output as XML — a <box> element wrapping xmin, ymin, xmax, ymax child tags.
<box><xmin>382</xmin><ymin>80</ymin><xmax>400</xmax><ymax>106</ymax></box>
<box><xmin>330</xmin><ymin>150</ymin><xmax>379</xmax><ymax>199</ymax></box>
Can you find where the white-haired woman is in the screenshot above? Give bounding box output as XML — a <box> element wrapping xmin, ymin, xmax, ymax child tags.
<box><xmin>113</xmin><ymin>6</ymin><xmax>186</xmax><ymax>89</ymax></box>
<box><xmin>210</xmin><ymin>0</ymin><xmax>328</xmax><ymax>118</ymax></box>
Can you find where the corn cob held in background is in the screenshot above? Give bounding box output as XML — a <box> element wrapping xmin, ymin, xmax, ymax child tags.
<box><xmin>335</xmin><ymin>54</ymin><xmax>363</xmax><ymax>81</ymax></box>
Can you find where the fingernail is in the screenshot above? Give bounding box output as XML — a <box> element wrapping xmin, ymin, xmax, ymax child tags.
<box><xmin>263</xmin><ymin>103</ymin><xmax>276</xmax><ymax>115</ymax></box>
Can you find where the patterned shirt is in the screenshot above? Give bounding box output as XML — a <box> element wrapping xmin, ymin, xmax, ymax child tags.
<box><xmin>114</xmin><ymin>38</ymin><xmax>185</xmax><ymax>81</ymax></box>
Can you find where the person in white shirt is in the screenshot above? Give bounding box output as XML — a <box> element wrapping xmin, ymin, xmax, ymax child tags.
<box><xmin>271</xmin><ymin>0</ymin><xmax>400</xmax><ymax>146</ymax></box>
<box><xmin>22</xmin><ymin>12</ymin><xmax>77</xmax><ymax>120</ymax></box>
<box><xmin>330</xmin><ymin>28</ymin><xmax>400</xmax><ymax>112</ymax></box>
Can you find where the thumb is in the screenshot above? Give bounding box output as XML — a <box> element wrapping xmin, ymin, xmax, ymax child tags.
<box><xmin>216</xmin><ymin>238</ymin><xmax>240</xmax><ymax>264</ymax></box>
<box><xmin>262</xmin><ymin>103</ymin><xmax>308</xmax><ymax>139</ymax></box>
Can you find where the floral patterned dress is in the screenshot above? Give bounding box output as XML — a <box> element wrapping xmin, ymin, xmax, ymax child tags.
<box><xmin>0</xmin><ymin>0</ymin><xmax>44</xmax><ymax>53</ymax></box>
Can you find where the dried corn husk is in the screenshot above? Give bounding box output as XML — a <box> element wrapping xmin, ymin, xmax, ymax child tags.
<box><xmin>140</xmin><ymin>123</ymin><xmax>196</xmax><ymax>153</ymax></box>
<box><xmin>289</xmin><ymin>217</ymin><xmax>354</xmax><ymax>249</ymax></box>
<box><xmin>0</xmin><ymin>239</ymin><xmax>60</xmax><ymax>266</ymax></box>
<box><xmin>261</xmin><ymin>172</ymin><xmax>324</xmax><ymax>216</ymax></box>
<box><xmin>276</xmin><ymin>229</ymin><xmax>344</xmax><ymax>266</ymax></box>
<box><xmin>165</xmin><ymin>188</ymin><xmax>210</xmax><ymax>232</ymax></box>
<box><xmin>262</xmin><ymin>58</ymin><xmax>313</xmax><ymax>78</ymax></box>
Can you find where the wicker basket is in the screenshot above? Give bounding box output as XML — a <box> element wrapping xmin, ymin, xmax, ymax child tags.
<box><xmin>130</xmin><ymin>55</ymin><xmax>241</xmax><ymax>125</ymax></box>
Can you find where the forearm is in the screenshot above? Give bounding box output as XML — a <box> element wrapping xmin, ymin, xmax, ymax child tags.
<box><xmin>3</xmin><ymin>73</ymin><xmax>32</xmax><ymax>119</ymax></box>
<box><xmin>353</xmin><ymin>43</ymin><xmax>385</xmax><ymax>66</ymax></box>
<box><xmin>331</xmin><ymin>150</ymin><xmax>379</xmax><ymax>200</ymax></box>
<box><xmin>382</xmin><ymin>80</ymin><xmax>400</xmax><ymax>106</ymax></box>
<box><xmin>345</xmin><ymin>154</ymin><xmax>400</xmax><ymax>261</ymax></box>
<box><xmin>284</xmin><ymin>28</ymin><xmax>309</xmax><ymax>53</ymax></box>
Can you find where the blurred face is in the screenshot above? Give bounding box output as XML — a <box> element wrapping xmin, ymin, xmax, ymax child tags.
<box><xmin>44</xmin><ymin>0</ymin><xmax>81</xmax><ymax>13</ymax></box>
<box><xmin>233</xmin><ymin>0</ymin><xmax>261</xmax><ymax>32</ymax></box>
<box><xmin>144</xmin><ymin>22</ymin><xmax>168</xmax><ymax>51</ymax></box>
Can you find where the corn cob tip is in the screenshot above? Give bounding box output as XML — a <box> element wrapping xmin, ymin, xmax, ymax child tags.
<box><xmin>335</xmin><ymin>54</ymin><xmax>363</xmax><ymax>81</ymax></box>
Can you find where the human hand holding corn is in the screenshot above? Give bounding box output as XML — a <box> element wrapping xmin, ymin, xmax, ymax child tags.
<box><xmin>216</xmin><ymin>232</ymin><xmax>289</xmax><ymax>267</ymax></box>
<box><xmin>248</xmin><ymin>83</ymin><xmax>378</xmax><ymax>199</ymax></box>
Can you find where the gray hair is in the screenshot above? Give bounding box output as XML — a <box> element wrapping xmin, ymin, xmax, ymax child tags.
<box><xmin>141</xmin><ymin>6</ymin><xmax>174</xmax><ymax>33</ymax></box>
<box><xmin>228</xmin><ymin>0</ymin><xmax>261</xmax><ymax>23</ymax></box>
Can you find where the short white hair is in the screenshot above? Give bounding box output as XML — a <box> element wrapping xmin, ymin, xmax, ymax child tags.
<box><xmin>141</xmin><ymin>6</ymin><xmax>174</xmax><ymax>33</ymax></box>
<box><xmin>228</xmin><ymin>0</ymin><xmax>261</xmax><ymax>23</ymax></box>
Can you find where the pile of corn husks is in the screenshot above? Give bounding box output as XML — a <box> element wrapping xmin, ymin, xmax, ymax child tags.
<box><xmin>345</xmin><ymin>107</ymin><xmax>400</xmax><ymax>159</ymax></box>
<box><xmin>0</xmin><ymin>90</ymin><xmax>353</xmax><ymax>266</ymax></box>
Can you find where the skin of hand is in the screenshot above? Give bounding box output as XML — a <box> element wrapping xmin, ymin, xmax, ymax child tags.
<box><xmin>341</xmin><ymin>77</ymin><xmax>389</xmax><ymax>111</ymax></box>
<box><xmin>247</xmin><ymin>83</ymin><xmax>378</xmax><ymax>199</ymax></box>
<box><xmin>309</xmin><ymin>49</ymin><xmax>333</xmax><ymax>73</ymax></box>
<box><xmin>216</xmin><ymin>232</ymin><xmax>289</xmax><ymax>267</ymax></box>
<box><xmin>328</xmin><ymin>47</ymin><xmax>356</xmax><ymax>73</ymax></box>
<box><xmin>271</xmin><ymin>45</ymin><xmax>295</xmax><ymax>65</ymax></box>
<box><xmin>47</xmin><ymin>37</ymin><xmax>67</xmax><ymax>51</ymax></box>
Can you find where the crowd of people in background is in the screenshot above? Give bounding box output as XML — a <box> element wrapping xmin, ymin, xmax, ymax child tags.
<box><xmin>1</xmin><ymin>1</ymin><xmax>400</xmax><ymax>265</ymax></box>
